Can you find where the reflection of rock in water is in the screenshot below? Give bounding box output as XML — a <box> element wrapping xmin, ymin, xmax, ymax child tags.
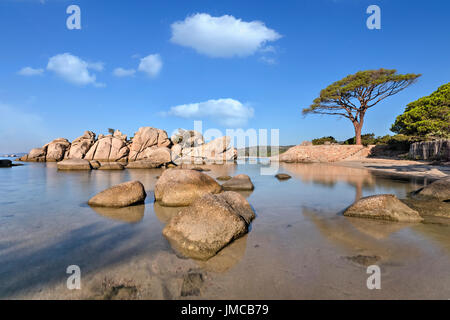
<box><xmin>346</xmin><ymin>216</ymin><xmax>411</xmax><ymax>240</ymax></box>
<box><xmin>195</xmin><ymin>235</ymin><xmax>248</xmax><ymax>273</ymax></box>
<box><xmin>302</xmin><ymin>208</ymin><xmax>420</xmax><ymax>262</ymax></box>
<box><xmin>91</xmin><ymin>204</ymin><xmax>145</xmax><ymax>223</ymax></box>
<box><xmin>153</xmin><ymin>202</ymin><xmax>182</xmax><ymax>224</ymax></box>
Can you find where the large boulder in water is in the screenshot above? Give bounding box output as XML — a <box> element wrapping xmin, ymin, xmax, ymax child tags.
<box><xmin>126</xmin><ymin>160</ymin><xmax>161</xmax><ymax>169</ymax></box>
<box><xmin>84</xmin><ymin>135</ymin><xmax>129</xmax><ymax>162</ymax></box>
<box><xmin>128</xmin><ymin>127</ymin><xmax>171</xmax><ymax>161</ymax></box>
<box><xmin>343</xmin><ymin>194</ymin><xmax>423</xmax><ymax>222</ymax></box>
<box><xmin>66</xmin><ymin>131</ymin><xmax>96</xmax><ymax>159</ymax></box>
<box><xmin>222</xmin><ymin>174</ymin><xmax>254</xmax><ymax>191</ymax></box>
<box><xmin>154</xmin><ymin>169</ymin><xmax>222</xmax><ymax>206</ymax></box>
<box><xmin>162</xmin><ymin>191</ymin><xmax>255</xmax><ymax>260</ymax></box>
<box><xmin>414</xmin><ymin>177</ymin><xmax>450</xmax><ymax>201</ymax></box>
<box><xmin>57</xmin><ymin>159</ymin><xmax>92</xmax><ymax>170</ymax></box>
<box><xmin>130</xmin><ymin>146</ymin><xmax>171</xmax><ymax>166</ymax></box>
<box><xmin>88</xmin><ymin>181</ymin><xmax>147</xmax><ymax>208</ymax></box>
<box><xmin>44</xmin><ymin>138</ymin><xmax>71</xmax><ymax>161</ymax></box>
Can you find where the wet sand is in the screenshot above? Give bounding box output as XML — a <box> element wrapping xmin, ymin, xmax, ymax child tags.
<box><xmin>1</xmin><ymin>161</ymin><xmax>450</xmax><ymax>299</ymax></box>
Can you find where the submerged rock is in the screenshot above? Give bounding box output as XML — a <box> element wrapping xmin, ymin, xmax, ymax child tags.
<box><xmin>343</xmin><ymin>194</ymin><xmax>423</xmax><ymax>222</ymax></box>
<box><xmin>154</xmin><ymin>169</ymin><xmax>222</xmax><ymax>207</ymax></box>
<box><xmin>162</xmin><ymin>191</ymin><xmax>255</xmax><ymax>260</ymax></box>
<box><xmin>222</xmin><ymin>174</ymin><xmax>254</xmax><ymax>191</ymax></box>
<box><xmin>88</xmin><ymin>181</ymin><xmax>146</xmax><ymax>208</ymax></box>
<box><xmin>414</xmin><ymin>177</ymin><xmax>450</xmax><ymax>201</ymax></box>
<box><xmin>57</xmin><ymin>159</ymin><xmax>92</xmax><ymax>170</ymax></box>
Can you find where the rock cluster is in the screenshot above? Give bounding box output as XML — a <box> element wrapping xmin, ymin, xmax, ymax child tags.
<box><xmin>17</xmin><ymin>127</ymin><xmax>237</xmax><ymax>168</ymax></box>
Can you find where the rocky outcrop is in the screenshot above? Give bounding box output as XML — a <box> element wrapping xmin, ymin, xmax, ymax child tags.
<box><xmin>57</xmin><ymin>159</ymin><xmax>92</xmax><ymax>170</ymax></box>
<box><xmin>343</xmin><ymin>194</ymin><xmax>423</xmax><ymax>222</ymax></box>
<box><xmin>44</xmin><ymin>138</ymin><xmax>71</xmax><ymax>161</ymax></box>
<box><xmin>154</xmin><ymin>169</ymin><xmax>222</xmax><ymax>206</ymax></box>
<box><xmin>88</xmin><ymin>181</ymin><xmax>147</xmax><ymax>207</ymax></box>
<box><xmin>128</xmin><ymin>127</ymin><xmax>171</xmax><ymax>161</ymax></box>
<box><xmin>274</xmin><ymin>145</ymin><xmax>371</xmax><ymax>163</ymax></box>
<box><xmin>173</xmin><ymin>136</ymin><xmax>237</xmax><ymax>164</ymax></box>
<box><xmin>84</xmin><ymin>135</ymin><xmax>129</xmax><ymax>162</ymax></box>
<box><xmin>414</xmin><ymin>177</ymin><xmax>450</xmax><ymax>201</ymax></box>
<box><xmin>66</xmin><ymin>131</ymin><xmax>96</xmax><ymax>159</ymax></box>
<box><xmin>222</xmin><ymin>174</ymin><xmax>254</xmax><ymax>191</ymax></box>
<box><xmin>17</xmin><ymin>127</ymin><xmax>237</xmax><ymax>166</ymax></box>
<box><xmin>171</xmin><ymin>128</ymin><xmax>204</xmax><ymax>147</ymax></box>
<box><xmin>409</xmin><ymin>139</ymin><xmax>450</xmax><ymax>161</ymax></box>
<box><xmin>162</xmin><ymin>192</ymin><xmax>255</xmax><ymax>260</ymax></box>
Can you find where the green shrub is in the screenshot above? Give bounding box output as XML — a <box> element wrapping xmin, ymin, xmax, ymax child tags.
<box><xmin>312</xmin><ymin>136</ymin><xmax>337</xmax><ymax>145</ymax></box>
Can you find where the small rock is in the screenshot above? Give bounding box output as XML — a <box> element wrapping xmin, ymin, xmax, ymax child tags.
<box><xmin>98</xmin><ymin>162</ymin><xmax>125</xmax><ymax>170</ymax></box>
<box><xmin>222</xmin><ymin>174</ymin><xmax>254</xmax><ymax>191</ymax></box>
<box><xmin>89</xmin><ymin>160</ymin><xmax>101</xmax><ymax>169</ymax></box>
<box><xmin>343</xmin><ymin>194</ymin><xmax>423</xmax><ymax>222</ymax></box>
<box><xmin>414</xmin><ymin>177</ymin><xmax>450</xmax><ymax>201</ymax></box>
<box><xmin>275</xmin><ymin>173</ymin><xmax>291</xmax><ymax>180</ymax></box>
<box><xmin>155</xmin><ymin>169</ymin><xmax>222</xmax><ymax>207</ymax></box>
<box><xmin>0</xmin><ymin>159</ymin><xmax>12</xmax><ymax>168</ymax></box>
<box><xmin>57</xmin><ymin>159</ymin><xmax>92</xmax><ymax>170</ymax></box>
<box><xmin>126</xmin><ymin>160</ymin><xmax>161</xmax><ymax>169</ymax></box>
<box><xmin>88</xmin><ymin>180</ymin><xmax>146</xmax><ymax>208</ymax></box>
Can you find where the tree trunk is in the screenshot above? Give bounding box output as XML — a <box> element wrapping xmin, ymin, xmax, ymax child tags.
<box><xmin>354</xmin><ymin>122</ymin><xmax>362</xmax><ymax>145</ymax></box>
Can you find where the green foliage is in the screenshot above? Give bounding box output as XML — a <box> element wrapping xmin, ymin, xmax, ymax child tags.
<box><xmin>108</xmin><ymin>128</ymin><xmax>115</xmax><ymax>135</ymax></box>
<box><xmin>343</xmin><ymin>133</ymin><xmax>376</xmax><ymax>146</ymax></box>
<box><xmin>391</xmin><ymin>82</ymin><xmax>450</xmax><ymax>138</ymax></box>
<box><xmin>312</xmin><ymin>136</ymin><xmax>337</xmax><ymax>145</ymax></box>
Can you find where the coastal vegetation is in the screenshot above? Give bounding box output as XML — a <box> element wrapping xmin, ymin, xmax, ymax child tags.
<box><xmin>303</xmin><ymin>69</ymin><xmax>421</xmax><ymax>145</ymax></box>
<box><xmin>392</xmin><ymin>82</ymin><xmax>450</xmax><ymax>138</ymax></box>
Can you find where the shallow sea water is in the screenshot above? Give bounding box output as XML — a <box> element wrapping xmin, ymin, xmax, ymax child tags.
<box><xmin>0</xmin><ymin>160</ymin><xmax>449</xmax><ymax>299</ymax></box>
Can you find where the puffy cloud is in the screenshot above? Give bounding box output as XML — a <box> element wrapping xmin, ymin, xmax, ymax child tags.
<box><xmin>17</xmin><ymin>67</ymin><xmax>44</xmax><ymax>76</ymax></box>
<box><xmin>170</xmin><ymin>13</ymin><xmax>281</xmax><ymax>58</ymax></box>
<box><xmin>165</xmin><ymin>98</ymin><xmax>254</xmax><ymax>127</ymax></box>
<box><xmin>138</xmin><ymin>54</ymin><xmax>162</xmax><ymax>77</ymax></box>
<box><xmin>113</xmin><ymin>67</ymin><xmax>136</xmax><ymax>77</ymax></box>
<box><xmin>47</xmin><ymin>53</ymin><xmax>104</xmax><ymax>86</ymax></box>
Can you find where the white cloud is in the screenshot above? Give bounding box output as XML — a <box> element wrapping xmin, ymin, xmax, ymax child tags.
<box><xmin>170</xmin><ymin>13</ymin><xmax>281</xmax><ymax>58</ymax></box>
<box><xmin>17</xmin><ymin>67</ymin><xmax>44</xmax><ymax>76</ymax></box>
<box><xmin>259</xmin><ymin>56</ymin><xmax>277</xmax><ymax>65</ymax></box>
<box><xmin>113</xmin><ymin>67</ymin><xmax>136</xmax><ymax>77</ymax></box>
<box><xmin>47</xmin><ymin>53</ymin><xmax>104</xmax><ymax>86</ymax></box>
<box><xmin>165</xmin><ymin>98</ymin><xmax>254</xmax><ymax>127</ymax></box>
<box><xmin>87</xmin><ymin>61</ymin><xmax>105</xmax><ymax>71</ymax></box>
<box><xmin>138</xmin><ymin>54</ymin><xmax>162</xmax><ymax>77</ymax></box>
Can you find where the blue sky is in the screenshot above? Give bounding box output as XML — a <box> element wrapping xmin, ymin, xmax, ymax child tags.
<box><xmin>1</xmin><ymin>0</ymin><xmax>449</xmax><ymax>153</ymax></box>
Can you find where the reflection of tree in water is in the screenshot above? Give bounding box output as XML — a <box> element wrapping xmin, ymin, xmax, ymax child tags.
<box><xmin>281</xmin><ymin>163</ymin><xmax>420</xmax><ymax>202</ymax></box>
